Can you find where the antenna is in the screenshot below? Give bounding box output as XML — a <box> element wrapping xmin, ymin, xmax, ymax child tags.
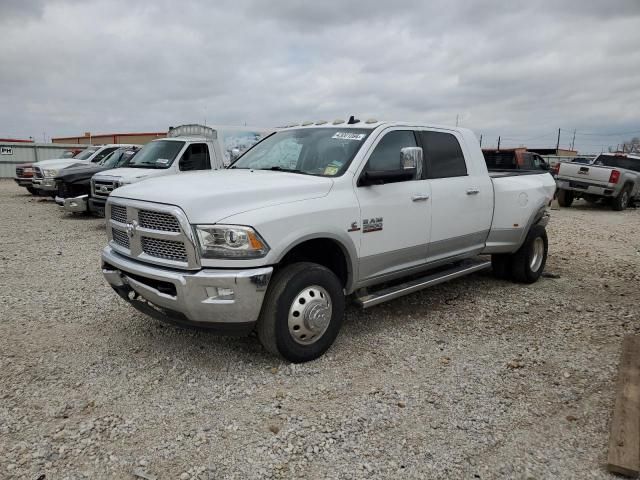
<box><xmin>347</xmin><ymin>115</ymin><xmax>360</xmax><ymax>125</ymax></box>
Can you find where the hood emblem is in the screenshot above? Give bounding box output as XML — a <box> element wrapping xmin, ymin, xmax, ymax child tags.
<box><xmin>100</xmin><ymin>185</ymin><xmax>109</xmax><ymax>193</ymax></box>
<box><xmin>126</xmin><ymin>219</ymin><xmax>138</xmax><ymax>239</ymax></box>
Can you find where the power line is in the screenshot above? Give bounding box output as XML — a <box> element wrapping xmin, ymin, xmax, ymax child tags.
<box><xmin>560</xmin><ymin>128</ymin><xmax>640</xmax><ymax>137</ymax></box>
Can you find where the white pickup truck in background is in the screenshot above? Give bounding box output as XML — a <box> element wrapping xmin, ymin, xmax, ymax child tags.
<box><xmin>100</xmin><ymin>120</ymin><xmax>556</xmax><ymax>362</ymax></box>
<box><xmin>89</xmin><ymin>124</ymin><xmax>270</xmax><ymax>215</ymax></box>
<box><xmin>556</xmin><ymin>153</ymin><xmax>640</xmax><ymax>210</ymax></box>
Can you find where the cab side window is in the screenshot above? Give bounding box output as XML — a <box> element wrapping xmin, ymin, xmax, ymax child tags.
<box><xmin>93</xmin><ymin>147</ymin><xmax>118</xmax><ymax>162</ymax></box>
<box><xmin>179</xmin><ymin>143</ymin><xmax>211</xmax><ymax>171</ymax></box>
<box><xmin>419</xmin><ymin>131</ymin><xmax>467</xmax><ymax>179</ymax></box>
<box><xmin>365</xmin><ymin>130</ymin><xmax>418</xmax><ymax>175</ymax></box>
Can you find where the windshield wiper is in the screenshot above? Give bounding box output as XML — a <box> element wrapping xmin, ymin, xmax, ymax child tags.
<box><xmin>264</xmin><ymin>166</ymin><xmax>305</xmax><ymax>174</ymax></box>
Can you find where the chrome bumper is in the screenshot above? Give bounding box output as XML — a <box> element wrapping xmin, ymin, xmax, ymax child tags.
<box><xmin>58</xmin><ymin>195</ymin><xmax>88</xmax><ymax>212</ymax></box>
<box><xmin>14</xmin><ymin>178</ymin><xmax>32</xmax><ymax>187</ymax></box>
<box><xmin>101</xmin><ymin>246</ymin><xmax>272</xmax><ymax>331</ymax></box>
<box><xmin>34</xmin><ymin>177</ymin><xmax>56</xmax><ymax>191</ymax></box>
<box><xmin>556</xmin><ymin>180</ymin><xmax>616</xmax><ymax>197</ymax></box>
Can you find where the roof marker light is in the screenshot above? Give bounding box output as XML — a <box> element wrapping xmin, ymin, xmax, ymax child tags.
<box><xmin>332</xmin><ymin>119</ymin><xmax>345</xmax><ymax>125</ymax></box>
<box><xmin>315</xmin><ymin>120</ymin><xmax>327</xmax><ymax>125</ymax></box>
<box><xmin>365</xmin><ymin>118</ymin><xmax>378</xmax><ymax>124</ymax></box>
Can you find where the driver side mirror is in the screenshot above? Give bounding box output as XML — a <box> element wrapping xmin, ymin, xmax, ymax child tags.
<box><xmin>359</xmin><ymin>146</ymin><xmax>423</xmax><ymax>186</ymax></box>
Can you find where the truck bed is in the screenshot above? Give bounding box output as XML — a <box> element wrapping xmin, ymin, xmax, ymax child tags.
<box><xmin>489</xmin><ymin>169</ymin><xmax>551</xmax><ymax>178</ymax></box>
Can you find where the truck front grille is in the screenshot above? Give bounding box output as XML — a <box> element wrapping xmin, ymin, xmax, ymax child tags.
<box><xmin>141</xmin><ymin>237</ymin><xmax>187</xmax><ymax>262</ymax></box>
<box><xmin>34</xmin><ymin>167</ymin><xmax>43</xmax><ymax>179</ymax></box>
<box><xmin>93</xmin><ymin>179</ymin><xmax>117</xmax><ymax>198</ymax></box>
<box><xmin>112</xmin><ymin>228</ymin><xmax>130</xmax><ymax>249</ymax></box>
<box><xmin>16</xmin><ymin>167</ymin><xmax>24</xmax><ymax>177</ymax></box>
<box><xmin>110</xmin><ymin>204</ymin><xmax>127</xmax><ymax>224</ymax></box>
<box><xmin>138</xmin><ymin>210</ymin><xmax>181</xmax><ymax>232</ymax></box>
<box><xmin>106</xmin><ymin>199</ymin><xmax>198</xmax><ymax>269</ymax></box>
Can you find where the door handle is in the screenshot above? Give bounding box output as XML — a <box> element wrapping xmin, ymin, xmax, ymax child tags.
<box><xmin>412</xmin><ymin>194</ymin><xmax>430</xmax><ymax>201</ymax></box>
<box><xmin>466</xmin><ymin>188</ymin><xmax>480</xmax><ymax>195</ymax></box>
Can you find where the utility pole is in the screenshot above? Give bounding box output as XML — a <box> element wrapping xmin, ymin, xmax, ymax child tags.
<box><xmin>455</xmin><ymin>114</ymin><xmax>459</xmax><ymax>127</ymax></box>
<box><xmin>479</xmin><ymin>134</ymin><xmax>483</xmax><ymax>147</ymax></box>
<box><xmin>555</xmin><ymin>128</ymin><xmax>561</xmax><ymax>153</ymax></box>
<box><xmin>497</xmin><ymin>136</ymin><xmax>501</xmax><ymax>150</ymax></box>
<box><xmin>570</xmin><ymin>129</ymin><xmax>576</xmax><ymax>151</ymax></box>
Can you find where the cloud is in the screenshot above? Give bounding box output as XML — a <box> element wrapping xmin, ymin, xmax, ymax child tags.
<box><xmin>0</xmin><ymin>0</ymin><xmax>639</xmax><ymax>152</ymax></box>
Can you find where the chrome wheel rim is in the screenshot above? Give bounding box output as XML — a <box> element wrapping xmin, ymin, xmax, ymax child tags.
<box><xmin>530</xmin><ymin>237</ymin><xmax>544</xmax><ymax>272</ymax></box>
<box><xmin>288</xmin><ymin>285</ymin><xmax>332</xmax><ymax>345</ymax></box>
<box><xmin>621</xmin><ymin>191</ymin><xmax>628</xmax><ymax>208</ymax></box>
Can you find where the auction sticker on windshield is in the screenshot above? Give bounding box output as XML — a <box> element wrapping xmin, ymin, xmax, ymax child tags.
<box><xmin>156</xmin><ymin>158</ymin><xmax>169</xmax><ymax>164</ymax></box>
<box><xmin>332</xmin><ymin>132</ymin><xmax>366</xmax><ymax>141</ymax></box>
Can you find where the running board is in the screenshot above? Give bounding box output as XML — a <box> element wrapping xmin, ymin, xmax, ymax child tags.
<box><xmin>354</xmin><ymin>259</ymin><xmax>491</xmax><ymax>309</ymax></box>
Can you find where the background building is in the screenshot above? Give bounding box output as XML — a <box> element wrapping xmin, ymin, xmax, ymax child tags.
<box><xmin>52</xmin><ymin>131</ymin><xmax>166</xmax><ymax>145</ymax></box>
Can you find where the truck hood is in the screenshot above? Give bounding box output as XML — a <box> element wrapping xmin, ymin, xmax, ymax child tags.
<box><xmin>94</xmin><ymin>167</ymin><xmax>169</xmax><ymax>183</ymax></box>
<box><xmin>56</xmin><ymin>164</ymin><xmax>108</xmax><ymax>183</ymax></box>
<box><xmin>34</xmin><ymin>158</ymin><xmax>87</xmax><ymax>170</ymax></box>
<box><xmin>111</xmin><ymin>169</ymin><xmax>334</xmax><ymax>224</ymax></box>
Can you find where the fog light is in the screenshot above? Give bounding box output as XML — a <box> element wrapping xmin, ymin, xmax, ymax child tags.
<box><xmin>205</xmin><ymin>287</ymin><xmax>235</xmax><ymax>301</ymax></box>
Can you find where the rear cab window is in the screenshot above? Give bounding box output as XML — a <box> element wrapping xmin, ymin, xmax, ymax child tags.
<box><xmin>419</xmin><ymin>131</ymin><xmax>468</xmax><ymax>178</ymax></box>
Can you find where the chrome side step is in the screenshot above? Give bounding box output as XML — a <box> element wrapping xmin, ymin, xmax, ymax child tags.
<box><xmin>354</xmin><ymin>258</ymin><xmax>491</xmax><ymax>309</ymax></box>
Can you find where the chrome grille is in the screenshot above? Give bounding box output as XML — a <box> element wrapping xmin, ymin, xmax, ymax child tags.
<box><xmin>141</xmin><ymin>237</ymin><xmax>187</xmax><ymax>262</ymax></box>
<box><xmin>112</xmin><ymin>228</ymin><xmax>130</xmax><ymax>249</ymax></box>
<box><xmin>107</xmin><ymin>199</ymin><xmax>197</xmax><ymax>269</ymax></box>
<box><xmin>93</xmin><ymin>179</ymin><xmax>116</xmax><ymax>198</ymax></box>
<box><xmin>138</xmin><ymin>210</ymin><xmax>181</xmax><ymax>232</ymax></box>
<box><xmin>34</xmin><ymin>167</ymin><xmax>43</xmax><ymax>179</ymax></box>
<box><xmin>110</xmin><ymin>204</ymin><xmax>127</xmax><ymax>224</ymax></box>
<box><xmin>16</xmin><ymin>167</ymin><xmax>24</xmax><ymax>177</ymax></box>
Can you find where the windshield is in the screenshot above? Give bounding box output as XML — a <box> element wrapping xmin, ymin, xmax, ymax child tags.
<box><xmin>594</xmin><ymin>154</ymin><xmax>640</xmax><ymax>172</ymax></box>
<box><xmin>127</xmin><ymin>140</ymin><xmax>184</xmax><ymax>169</ymax></box>
<box><xmin>74</xmin><ymin>148</ymin><xmax>98</xmax><ymax>160</ymax></box>
<box><xmin>100</xmin><ymin>148</ymin><xmax>138</xmax><ymax>169</ymax></box>
<box><xmin>230</xmin><ymin>128</ymin><xmax>371</xmax><ymax>176</ymax></box>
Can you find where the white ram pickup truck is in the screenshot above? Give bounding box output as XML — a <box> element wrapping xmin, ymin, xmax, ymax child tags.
<box><xmin>89</xmin><ymin>125</ymin><xmax>268</xmax><ymax>215</ymax></box>
<box><xmin>101</xmin><ymin>120</ymin><xmax>556</xmax><ymax>362</ymax></box>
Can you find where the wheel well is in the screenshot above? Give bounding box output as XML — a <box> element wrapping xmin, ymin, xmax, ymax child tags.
<box><xmin>278</xmin><ymin>239</ymin><xmax>349</xmax><ymax>288</ymax></box>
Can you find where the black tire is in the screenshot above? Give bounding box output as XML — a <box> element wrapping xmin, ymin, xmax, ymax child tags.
<box><xmin>491</xmin><ymin>254</ymin><xmax>511</xmax><ymax>280</ymax></box>
<box><xmin>612</xmin><ymin>186</ymin><xmax>631</xmax><ymax>211</ymax></box>
<box><xmin>510</xmin><ymin>225</ymin><xmax>548</xmax><ymax>284</ymax></box>
<box><xmin>557</xmin><ymin>189</ymin><xmax>573</xmax><ymax>208</ymax></box>
<box><xmin>257</xmin><ymin>262</ymin><xmax>345</xmax><ymax>363</ymax></box>
<box><xmin>26</xmin><ymin>186</ymin><xmax>37</xmax><ymax>195</ymax></box>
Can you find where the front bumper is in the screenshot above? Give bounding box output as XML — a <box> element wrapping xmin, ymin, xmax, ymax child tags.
<box><xmin>101</xmin><ymin>246</ymin><xmax>272</xmax><ymax>334</ymax></box>
<box><xmin>88</xmin><ymin>197</ymin><xmax>106</xmax><ymax>216</ymax></box>
<box><xmin>58</xmin><ymin>194</ymin><xmax>88</xmax><ymax>212</ymax></box>
<box><xmin>556</xmin><ymin>179</ymin><xmax>616</xmax><ymax>197</ymax></box>
<box><xmin>14</xmin><ymin>178</ymin><xmax>32</xmax><ymax>187</ymax></box>
<box><xmin>33</xmin><ymin>177</ymin><xmax>57</xmax><ymax>192</ymax></box>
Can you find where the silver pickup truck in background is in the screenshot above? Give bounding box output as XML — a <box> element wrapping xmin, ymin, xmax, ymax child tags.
<box><xmin>556</xmin><ymin>153</ymin><xmax>640</xmax><ymax>210</ymax></box>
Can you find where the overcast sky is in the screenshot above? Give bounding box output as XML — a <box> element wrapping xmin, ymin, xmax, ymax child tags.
<box><xmin>1</xmin><ymin>0</ymin><xmax>639</xmax><ymax>153</ymax></box>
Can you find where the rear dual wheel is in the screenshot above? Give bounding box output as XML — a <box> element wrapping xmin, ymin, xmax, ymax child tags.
<box><xmin>492</xmin><ymin>225</ymin><xmax>548</xmax><ymax>284</ymax></box>
<box><xmin>557</xmin><ymin>189</ymin><xmax>574</xmax><ymax>208</ymax></box>
<box><xmin>257</xmin><ymin>262</ymin><xmax>345</xmax><ymax>363</ymax></box>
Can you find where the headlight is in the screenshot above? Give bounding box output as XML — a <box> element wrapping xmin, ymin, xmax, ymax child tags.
<box><xmin>43</xmin><ymin>169</ymin><xmax>58</xmax><ymax>177</ymax></box>
<box><xmin>194</xmin><ymin>225</ymin><xmax>269</xmax><ymax>259</ymax></box>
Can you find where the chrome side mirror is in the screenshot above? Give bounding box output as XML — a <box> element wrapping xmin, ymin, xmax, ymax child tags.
<box><xmin>400</xmin><ymin>147</ymin><xmax>423</xmax><ymax>177</ymax></box>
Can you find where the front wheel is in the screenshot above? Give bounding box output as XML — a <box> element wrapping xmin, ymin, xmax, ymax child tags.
<box><xmin>510</xmin><ymin>225</ymin><xmax>548</xmax><ymax>284</ymax></box>
<box><xmin>26</xmin><ymin>186</ymin><xmax>37</xmax><ymax>195</ymax></box>
<box><xmin>257</xmin><ymin>262</ymin><xmax>345</xmax><ymax>363</ymax></box>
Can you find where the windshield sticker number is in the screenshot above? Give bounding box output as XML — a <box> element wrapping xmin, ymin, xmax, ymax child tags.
<box><xmin>324</xmin><ymin>165</ymin><xmax>339</xmax><ymax>175</ymax></box>
<box><xmin>156</xmin><ymin>158</ymin><xmax>169</xmax><ymax>164</ymax></box>
<box><xmin>332</xmin><ymin>132</ymin><xmax>366</xmax><ymax>141</ymax></box>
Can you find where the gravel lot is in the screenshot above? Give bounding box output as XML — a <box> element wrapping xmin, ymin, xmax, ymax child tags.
<box><xmin>1</xmin><ymin>179</ymin><xmax>639</xmax><ymax>480</ymax></box>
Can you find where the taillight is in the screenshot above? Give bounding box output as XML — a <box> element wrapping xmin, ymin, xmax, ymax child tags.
<box><xmin>609</xmin><ymin>170</ymin><xmax>620</xmax><ymax>184</ymax></box>
<box><xmin>552</xmin><ymin>163</ymin><xmax>560</xmax><ymax>174</ymax></box>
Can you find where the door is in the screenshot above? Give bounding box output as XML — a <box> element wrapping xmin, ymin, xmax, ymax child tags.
<box><xmin>418</xmin><ymin>130</ymin><xmax>493</xmax><ymax>262</ymax></box>
<box><xmin>355</xmin><ymin>129</ymin><xmax>432</xmax><ymax>282</ymax></box>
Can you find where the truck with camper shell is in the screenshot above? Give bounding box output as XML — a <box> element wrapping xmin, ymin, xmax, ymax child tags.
<box><xmin>100</xmin><ymin>119</ymin><xmax>556</xmax><ymax>362</ymax></box>
<box><xmin>89</xmin><ymin>124</ymin><xmax>269</xmax><ymax>216</ymax></box>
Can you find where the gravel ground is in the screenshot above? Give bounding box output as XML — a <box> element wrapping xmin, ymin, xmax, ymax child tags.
<box><xmin>1</xmin><ymin>179</ymin><xmax>639</xmax><ymax>480</ymax></box>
